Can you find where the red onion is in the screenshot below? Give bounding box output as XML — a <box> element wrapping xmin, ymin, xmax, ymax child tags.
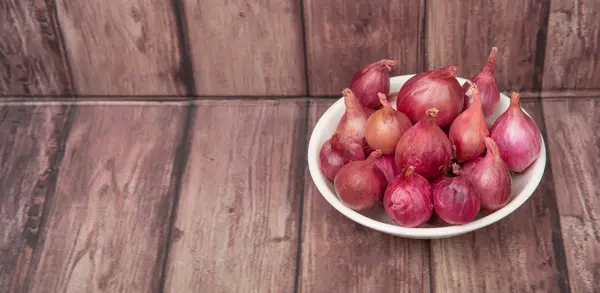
<box><xmin>462</xmin><ymin>47</ymin><xmax>500</xmax><ymax>117</ymax></box>
<box><xmin>334</xmin><ymin>150</ymin><xmax>387</xmax><ymax>211</ymax></box>
<box><xmin>319</xmin><ymin>133</ymin><xmax>366</xmax><ymax>181</ymax></box>
<box><xmin>432</xmin><ymin>164</ymin><xmax>481</xmax><ymax>225</ymax></box>
<box><xmin>350</xmin><ymin>59</ymin><xmax>398</xmax><ymax>108</ymax></box>
<box><xmin>365</xmin><ymin>93</ymin><xmax>412</xmax><ymax>154</ymax></box>
<box><xmin>490</xmin><ymin>92</ymin><xmax>543</xmax><ymax>172</ymax></box>
<box><xmin>396</xmin><ymin>65</ymin><xmax>464</xmax><ymax>128</ymax></box>
<box><xmin>449</xmin><ymin>80</ymin><xmax>490</xmax><ymax>162</ymax></box>
<box><xmin>462</xmin><ymin>137</ymin><xmax>512</xmax><ymax>212</ymax></box>
<box><xmin>336</xmin><ymin>88</ymin><xmax>371</xmax><ymax>145</ymax></box>
<box><xmin>383</xmin><ymin>166</ymin><xmax>433</xmax><ymax>228</ymax></box>
<box><xmin>375</xmin><ymin>155</ymin><xmax>399</xmax><ymax>183</ymax></box>
<box><xmin>394</xmin><ymin>108</ymin><xmax>452</xmax><ymax>180</ymax></box>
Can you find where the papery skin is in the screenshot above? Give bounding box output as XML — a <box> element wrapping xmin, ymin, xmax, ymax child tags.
<box><xmin>463</xmin><ymin>47</ymin><xmax>500</xmax><ymax>117</ymax></box>
<box><xmin>432</xmin><ymin>166</ymin><xmax>481</xmax><ymax>225</ymax></box>
<box><xmin>365</xmin><ymin>93</ymin><xmax>412</xmax><ymax>154</ymax></box>
<box><xmin>319</xmin><ymin>133</ymin><xmax>366</xmax><ymax>181</ymax></box>
<box><xmin>336</xmin><ymin>88</ymin><xmax>371</xmax><ymax>146</ymax></box>
<box><xmin>350</xmin><ymin>59</ymin><xmax>398</xmax><ymax>108</ymax></box>
<box><xmin>396</xmin><ymin>65</ymin><xmax>464</xmax><ymax>128</ymax></box>
<box><xmin>383</xmin><ymin>166</ymin><xmax>433</xmax><ymax>228</ymax></box>
<box><xmin>450</xmin><ymin>80</ymin><xmax>490</xmax><ymax>162</ymax></box>
<box><xmin>490</xmin><ymin>92</ymin><xmax>542</xmax><ymax>172</ymax></box>
<box><xmin>334</xmin><ymin>150</ymin><xmax>387</xmax><ymax>211</ymax></box>
<box><xmin>375</xmin><ymin>155</ymin><xmax>399</xmax><ymax>183</ymax></box>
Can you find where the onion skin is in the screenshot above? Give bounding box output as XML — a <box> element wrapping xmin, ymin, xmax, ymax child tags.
<box><xmin>462</xmin><ymin>137</ymin><xmax>512</xmax><ymax>212</ymax></box>
<box><xmin>490</xmin><ymin>92</ymin><xmax>542</xmax><ymax>172</ymax></box>
<box><xmin>350</xmin><ymin>59</ymin><xmax>398</xmax><ymax>108</ymax></box>
<box><xmin>336</xmin><ymin>88</ymin><xmax>371</xmax><ymax>146</ymax></box>
<box><xmin>365</xmin><ymin>93</ymin><xmax>412</xmax><ymax>154</ymax></box>
<box><xmin>396</xmin><ymin>65</ymin><xmax>464</xmax><ymax>128</ymax></box>
<box><xmin>319</xmin><ymin>133</ymin><xmax>366</xmax><ymax>181</ymax></box>
<box><xmin>462</xmin><ymin>47</ymin><xmax>500</xmax><ymax>117</ymax></box>
<box><xmin>432</xmin><ymin>164</ymin><xmax>481</xmax><ymax>225</ymax></box>
<box><xmin>375</xmin><ymin>155</ymin><xmax>399</xmax><ymax>183</ymax></box>
<box><xmin>334</xmin><ymin>150</ymin><xmax>388</xmax><ymax>211</ymax></box>
<box><xmin>394</xmin><ymin>108</ymin><xmax>452</xmax><ymax>180</ymax></box>
<box><xmin>383</xmin><ymin>166</ymin><xmax>433</xmax><ymax>228</ymax></box>
<box><xmin>449</xmin><ymin>80</ymin><xmax>490</xmax><ymax>162</ymax></box>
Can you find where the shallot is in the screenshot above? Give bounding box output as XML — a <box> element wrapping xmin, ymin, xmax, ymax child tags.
<box><xmin>449</xmin><ymin>80</ymin><xmax>490</xmax><ymax>162</ymax></box>
<box><xmin>383</xmin><ymin>166</ymin><xmax>433</xmax><ymax>228</ymax></box>
<box><xmin>334</xmin><ymin>150</ymin><xmax>387</xmax><ymax>211</ymax></box>
<box><xmin>375</xmin><ymin>155</ymin><xmax>399</xmax><ymax>183</ymax></box>
<box><xmin>462</xmin><ymin>137</ymin><xmax>512</xmax><ymax>212</ymax></box>
<box><xmin>463</xmin><ymin>47</ymin><xmax>500</xmax><ymax>117</ymax></box>
<box><xmin>396</xmin><ymin>65</ymin><xmax>464</xmax><ymax>127</ymax></box>
<box><xmin>432</xmin><ymin>164</ymin><xmax>481</xmax><ymax>225</ymax></box>
<box><xmin>350</xmin><ymin>59</ymin><xmax>398</xmax><ymax>108</ymax></box>
<box><xmin>319</xmin><ymin>133</ymin><xmax>365</xmax><ymax>181</ymax></box>
<box><xmin>490</xmin><ymin>92</ymin><xmax>542</xmax><ymax>172</ymax></box>
<box><xmin>365</xmin><ymin>93</ymin><xmax>412</xmax><ymax>154</ymax></box>
<box><xmin>336</xmin><ymin>88</ymin><xmax>371</xmax><ymax>145</ymax></box>
<box><xmin>394</xmin><ymin>108</ymin><xmax>452</xmax><ymax>180</ymax></box>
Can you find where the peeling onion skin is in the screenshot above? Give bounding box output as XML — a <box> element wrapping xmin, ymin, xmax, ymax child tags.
<box><xmin>462</xmin><ymin>47</ymin><xmax>500</xmax><ymax>117</ymax></box>
<box><xmin>490</xmin><ymin>92</ymin><xmax>542</xmax><ymax>172</ymax></box>
<box><xmin>396</xmin><ymin>65</ymin><xmax>464</xmax><ymax>128</ymax></box>
<box><xmin>383</xmin><ymin>166</ymin><xmax>433</xmax><ymax>228</ymax></box>
<box><xmin>365</xmin><ymin>93</ymin><xmax>413</xmax><ymax>154</ymax></box>
<box><xmin>350</xmin><ymin>59</ymin><xmax>398</xmax><ymax>108</ymax></box>
<box><xmin>336</xmin><ymin>88</ymin><xmax>371</xmax><ymax>146</ymax></box>
<box><xmin>450</xmin><ymin>80</ymin><xmax>490</xmax><ymax>162</ymax></box>
<box><xmin>375</xmin><ymin>155</ymin><xmax>399</xmax><ymax>183</ymax></box>
<box><xmin>394</xmin><ymin>108</ymin><xmax>452</xmax><ymax>180</ymax></box>
<box><xmin>319</xmin><ymin>133</ymin><xmax>366</xmax><ymax>181</ymax></box>
<box><xmin>462</xmin><ymin>137</ymin><xmax>512</xmax><ymax>212</ymax></box>
<box><xmin>432</xmin><ymin>164</ymin><xmax>481</xmax><ymax>225</ymax></box>
<box><xmin>334</xmin><ymin>150</ymin><xmax>388</xmax><ymax>211</ymax></box>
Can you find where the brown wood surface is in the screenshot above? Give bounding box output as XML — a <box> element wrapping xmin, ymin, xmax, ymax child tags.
<box><xmin>56</xmin><ymin>0</ymin><xmax>187</xmax><ymax>95</ymax></box>
<box><xmin>543</xmin><ymin>0</ymin><xmax>600</xmax><ymax>90</ymax></box>
<box><xmin>429</xmin><ymin>101</ymin><xmax>568</xmax><ymax>293</ymax></box>
<box><xmin>543</xmin><ymin>98</ymin><xmax>600</xmax><ymax>293</ymax></box>
<box><xmin>182</xmin><ymin>1</ymin><xmax>307</xmax><ymax>96</ymax></box>
<box><xmin>0</xmin><ymin>105</ymin><xmax>71</xmax><ymax>293</ymax></box>
<box><xmin>299</xmin><ymin>100</ymin><xmax>430</xmax><ymax>293</ymax></box>
<box><xmin>0</xmin><ymin>0</ymin><xmax>72</xmax><ymax>95</ymax></box>
<box><xmin>426</xmin><ymin>0</ymin><xmax>549</xmax><ymax>92</ymax></box>
<box><xmin>26</xmin><ymin>105</ymin><xmax>187</xmax><ymax>292</ymax></box>
<box><xmin>303</xmin><ymin>0</ymin><xmax>425</xmax><ymax>96</ymax></box>
<box><xmin>163</xmin><ymin>100</ymin><xmax>307</xmax><ymax>293</ymax></box>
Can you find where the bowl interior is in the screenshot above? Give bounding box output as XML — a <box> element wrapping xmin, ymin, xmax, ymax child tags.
<box><xmin>307</xmin><ymin>75</ymin><xmax>547</xmax><ymax>239</ymax></box>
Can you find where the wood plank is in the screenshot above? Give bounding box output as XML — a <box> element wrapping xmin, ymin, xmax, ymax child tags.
<box><xmin>430</xmin><ymin>100</ymin><xmax>568</xmax><ymax>293</ymax></box>
<box><xmin>543</xmin><ymin>98</ymin><xmax>600</xmax><ymax>293</ymax></box>
<box><xmin>0</xmin><ymin>105</ymin><xmax>71</xmax><ymax>293</ymax></box>
<box><xmin>27</xmin><ymin>104</ymin><xmax>187</xmax><ymax>292</ymax></box>
<box><xmin>163</xmin><ymin>100</ymin><xmax>307</xmax><ymax>292</ymax></box>
<box><xmin>0</xmin><ymin>0</ymin><xmax>72</xmax><ymax>95</ymax></box>
<box><xmin>304</xmin><ymin>0</ymin><xmax>424</xmax><ymax>96</ymax></box>
<box><xmin>183</xmin><ymin>1</ymin><xmax>306</xmax><ymax>96</ymax></box>
<box><xmin>299</xmin><ymin>100</ymin><xmax>430</xmax><ymax>293</ymax></box>
<box><xmin>56</xmin><ymin>0</ymin><xmax>186</xmax><ymax>95</ymax></box>
<box><xmin>426</xmin><ymin>0</ymin><xmax>549</xmax><ymax>92</ymax></box>
<box><xmin>543</xmin><ymin>0</ymin><xmax>600</xmax><ymax>90</ymax></box>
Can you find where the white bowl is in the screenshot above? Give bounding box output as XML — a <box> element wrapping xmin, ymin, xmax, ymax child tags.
<box><xmin>307</xmin><ymin>74</ymin><xmax>547</xmax><ymax>239</ymax></box>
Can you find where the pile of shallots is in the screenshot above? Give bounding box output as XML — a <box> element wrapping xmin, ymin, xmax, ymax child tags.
<box><xmin>319</xmin><ymin>48</ymin><xmax>543</xmax><ymax>227</ymax></box>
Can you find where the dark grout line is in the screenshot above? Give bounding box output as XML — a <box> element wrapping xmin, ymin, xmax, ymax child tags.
<box><xmin>420</xmin><ymin>0</ymin><xmax>428</xmax><ymax>72</ymax></box>
<box><xmin>171</xmin><ymin>0</ymin><xmax>197</xmax><ymax>96</ymax></box>
<box><xmin>532</xmin><ymin>0</ymin><xmax>550</xmax><ymax>92</ymax></box>
<box><xmin>47</xmin><ymin>0</ymin><xmax>77</xmax><ymax>96</ymax></box>
<box><xmin>427</xmin><ymin>240</ymin><xmax>435</xmax><ymax>293</ymax></box>
<box><xmin>293</xmin><ymin>99</ymin><xmax>310</xmax><ymax>293</ymax></box>
<box><xmin>157</xmin><ymin>102</ymin><xmax>195</xmax><ymax>293</ymax></box>
<box><xmin>299</xmin><ymin>0</ymin><xmax>311</xmax><ymax>96</ymax></box>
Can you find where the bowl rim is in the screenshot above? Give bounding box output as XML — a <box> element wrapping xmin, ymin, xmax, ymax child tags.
<box><xmin>307</xmin><ymin>74</ymin><xmax>547</xmax><ymax>239</ymax></box>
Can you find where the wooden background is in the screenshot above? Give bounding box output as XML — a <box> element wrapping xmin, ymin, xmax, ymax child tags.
<box><xmin>2</xmin><ymin>0</ymin><xmax>599</xmax><ymax>98</ymax></box>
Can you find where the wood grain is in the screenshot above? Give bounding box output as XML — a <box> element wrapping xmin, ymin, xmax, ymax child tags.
<box><xmin>0</xmin><ymin>0</ymin><xmax>72</xmax><ymax>95</ymax></box>
<box><xmin>0</xmin><ymin>105</ymin><xmax>71</xmax><ymax>292</ymax></box>
<box><xmin>163</xmin><ymin>100</ymin><xmax>307</xmax><ymax>293</ymax></box>
<box><xmin>183</xmin><ymin>1</ymin><xmax>306</xmax><ymax>96</ymax></box>
<box><xmin>304</xmin><ymin>0</ymin><xmax>425</xmax><ymax>96</ymax></box>
<box><xmin>56</xmin><ymin>0</ymin><xmax>186</xmax><ymax>95</ymax></box>
<box><xmin>543</xmin><ymin>98</ymin><xmax>600</xmax><ymax>293</ymax></box>
<box><xmin>543</xmin><ymin>0</ymin><xmax>600</xmax><ymax>90</ymax></box>
<box><xmin>299</xmin><ymin>100</ymin><xmax>430</xmax><ymax>293</ymax></box>
<box><xmin>429</xmin><ymin>101</ymin><xmax>567</xmax><ymax>293</ymax></box>
<box><xmin>426</xmin><ymin>0</ymin><xmax>549</xmax><ymax>92</ymax></box>
<box><xmin>27</xmin><ymin>105</ymin><xmax>187</xmax><ymax>292</ymax></box>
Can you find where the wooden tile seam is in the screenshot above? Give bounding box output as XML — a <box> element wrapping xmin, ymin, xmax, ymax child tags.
<box><xmin>293</xmin><ymin>99</ymin><xmax>310</xmax><ymax>293</ymax></box>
